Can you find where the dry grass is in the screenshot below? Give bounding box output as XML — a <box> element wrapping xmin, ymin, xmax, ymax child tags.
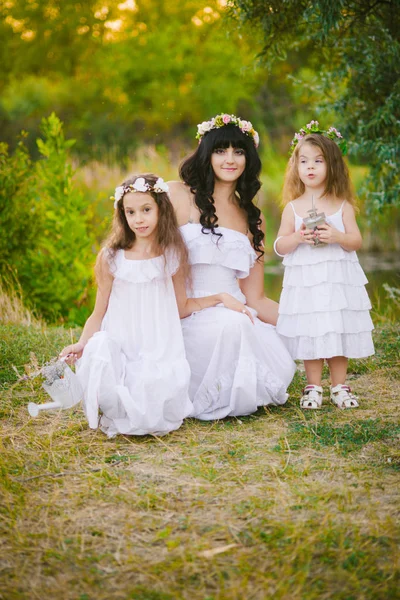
<box><xmin>0</xmin><ymin>281</ymin><xmax>41</xmax><ymax>327</ymax></box>
<box><xmin>1</xmin><ymin>322</ymin><xmax>399</xmax><ymax>600</ymax></box>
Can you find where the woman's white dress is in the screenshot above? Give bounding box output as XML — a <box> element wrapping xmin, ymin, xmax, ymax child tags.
<box><xmin>77</xmin><ymin>249</ymin><xmax>193</xmax><ymax>437</ymax></box>
<box><xmin>179</xmin><ymin>223</ymin><xmax>296</xmax><ymax>420</ymax></box>
<box><xmin>276</xmin><ymin>203</ymin><xmax>375</xmax><ymax>360</ymax></box>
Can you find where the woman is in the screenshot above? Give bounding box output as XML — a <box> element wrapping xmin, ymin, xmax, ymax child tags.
<box><xmin>168</xmin><ymin>114</ymin><xmax>296</xmax><ymax>420</ymax></box>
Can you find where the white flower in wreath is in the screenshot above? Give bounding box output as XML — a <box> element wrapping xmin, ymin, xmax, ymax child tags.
<box><xmin>153</xmin><ymin>178</ymin><xmax>169</xmax><ymax>194</ymax></box>
<box><xmin>132</xmin><ymin>177</ymin><xmax>149</xmax><ymax>192</ymax></box>
<box><xmin>197</xmin><ymin>120</ymin><xmax>213</xmax><ymax>135</ymax></box>
<box><xmin>113</xmin><ymin>185</ymin><xmax>125</xmax><ymax>208</ymax></box>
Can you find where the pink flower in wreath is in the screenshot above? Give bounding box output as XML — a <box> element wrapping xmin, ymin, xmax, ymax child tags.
<box><xmin>240</xmin><ymin>120</ymin><xmax>252</xmax><ymax>132</ymax></box>
<box><xmin>222</xmin><ymin>114</ymin><xmax>231</xmax><ymax>124</ymax></box>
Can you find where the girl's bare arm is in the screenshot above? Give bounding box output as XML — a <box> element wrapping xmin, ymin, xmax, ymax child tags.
<box><xmin>172</xmin><ymin>268</ymin><xmax>254</xmax><ymax>322</ymax></box>
<box><xmin>316</xmin><ymin>203</ymin><xmax>362</xmax><ymax>251</ymax></box>
<box><xmin>60</xmin><ymin>252</ymin><xmax>114</xmax><ymax>359</ymax></box>
<box><xmin>275</xmin><ymin>204</ymin><xmax>314</xmax><ymax>255</ymax></box>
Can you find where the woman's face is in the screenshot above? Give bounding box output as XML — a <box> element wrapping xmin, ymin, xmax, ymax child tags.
<box><xmin>210</xmin><ymin>145</ymin><xmax>246</xmax><ymax>183</ymax></box>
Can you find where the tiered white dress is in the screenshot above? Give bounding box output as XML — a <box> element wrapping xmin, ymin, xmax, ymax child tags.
<box><xmin>76</xmin><ymin>249</ymin><xmax>193</xmax><ymax>437</ymax></box>
<box><xmin>276</xmin><ymin>203</ymin><xmax>374</xmax><ymax>359</ymax></box>
<box><xmin>179</xmin><ymin>223</ymin><xmax>296</xmax><ymax>420</ymax></box>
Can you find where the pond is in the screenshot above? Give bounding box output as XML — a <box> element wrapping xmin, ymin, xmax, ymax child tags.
<box><xmin>264</xmin><ymin>252</ymin><xmax>400</xmax><ymax>320</ymax></box>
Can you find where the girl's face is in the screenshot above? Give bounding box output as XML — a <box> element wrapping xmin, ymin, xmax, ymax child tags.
<box><xmin>297</xmin><ymin>142</ymin><xmax>327</xmax><ymax>190</ymax></box>
<box><xmin>123</xmin><ymin>192</ymin><xmax>159</xmax><ymax>240</ymax></box>
<box><xmin>211</xmin><ymin>145</ymin><xmax>246</xmax><ymax>183</ymax></box>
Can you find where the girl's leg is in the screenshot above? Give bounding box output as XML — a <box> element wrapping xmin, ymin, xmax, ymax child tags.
<box><xmin>304</xmin><ymin>359</ymin><xmax>324</xmax><ymax>385</ymax></box>
<box><xmin>328</xmin><ymin>356</ymin><xmax>359</xmax><ymax>408</ymax></box>
<box><xmin>300</xmin><ymin>359</ymin><xmax>324</xmax><ymax>409</ymax></box>
<box><xmin>327</xmin><ymin>356</ymin><xmax>348</xmax><ymax>386</ymax></box>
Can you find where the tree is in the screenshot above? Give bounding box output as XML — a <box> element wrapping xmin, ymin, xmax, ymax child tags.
<box><xmin>228</xmin><ymin>0</ymin><xmax>400</xmax><ymax>210</ymax></box>
<box><xmin>0</xmin><ymin>0</ymin><xmax>266</xmax><ymax>158</ymax></box>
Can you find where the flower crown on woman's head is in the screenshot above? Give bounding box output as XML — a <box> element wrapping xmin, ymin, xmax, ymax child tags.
<box><xmin>196</xmin><ymin>113</ymin><xmax>260</xmax><ymax>148</ymax></box>
<box><xmin>289</xmin><ymin>120</ymin><xmax>348</xmax><ymax>156</ymax></box>
<box><xmin>111</xmin><ymin>177</ymin><xmax>169</xmax><ymax>209</ymax></box>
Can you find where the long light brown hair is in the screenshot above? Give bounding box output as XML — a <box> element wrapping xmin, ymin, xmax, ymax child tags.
<box><xmin>96</xmin><ymin>173</ymin><xmax>189</xmax><ymax>280</ymax></box>
<box><xmin>282</xmin><ymin>134</ymin><xmax>356</xmax><ymax>207</ymax></box>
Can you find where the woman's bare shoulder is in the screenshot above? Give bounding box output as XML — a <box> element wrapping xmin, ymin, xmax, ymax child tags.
<box><xmin>167</xmin><ymin>180</ymin><xmax>190</xmax><ymax>200</ymax></box>
<box><xmin>167</xmin><ymin>180</ymin><xmax>192</xmax><ymax>224</ymax></box>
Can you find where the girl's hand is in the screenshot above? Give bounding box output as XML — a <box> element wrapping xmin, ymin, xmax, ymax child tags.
<box><xmin>59</xmin><ymin>342</ymin><xmax>85</xmax><ymax>364</ymax></box>
<box><xmin>315</xmin><ymin>223</ymin><xmax>342</xmax><ymax>244</ymax></box>
<box><xmin>299</xmin><ymin>223</ymin><xmax>316</xmax><ymax>245</ymax></box>
<box><xmin>220</xmin><ymin>293</ymin><xmax>254</xmax><ymax>323</ymax></box>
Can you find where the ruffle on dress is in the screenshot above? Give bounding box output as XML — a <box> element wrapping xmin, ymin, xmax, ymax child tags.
<box><xmin>283</xmin><ymin>244</ymin><xmax>359</xmax><ymax>266</ymax></box>
<box><xmin>283</xmin><ymin>259</ymin><xmax>368</xmax><ymax>287</ymax></box>
<box><xmin>106</xmin><ymin>248</ymin><xmax>180</xmax><ymax>284</ymax></box>
<box><xmin>180</xmin><ymin>223</ymin><xmax>257</xmax><ymax>278</ymax></box>
<box><xmin>279</xmin><ymin>280</ymin><xmax>372</xmax><ymax>314</ymax></box>
<box><xmin>282</xmin><ymin>332</ymin><xmax>374</xmax><ymax>360</ymax></box>
<box><xmin>277</xmin><ymin>242</ymin><xmax>374</xmax><ymax>360</ymax></box>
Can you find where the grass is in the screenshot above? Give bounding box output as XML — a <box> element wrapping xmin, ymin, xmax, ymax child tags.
<box><xmin>0</xmin><ymin>321</ymin><xmax>399</xmax><ymax>599</ymax></box>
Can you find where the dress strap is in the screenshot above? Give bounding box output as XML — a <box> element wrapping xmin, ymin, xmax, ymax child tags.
<box><xmin>340</xmin><ymin>200</ymin><xmax>347</xmax><ymax>211</ymax></box>
<box><xmin>289</xmin><ymin>202</ymin><xmax>296</xmax><ymax>215</ymax></box>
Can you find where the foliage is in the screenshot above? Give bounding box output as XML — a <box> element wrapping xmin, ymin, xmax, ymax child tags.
<box><xmin>0</xmin><ymin>0</ymin><xmax>266</xmax><ymax>159</ymax></box>
<box><xmin>0</xmin><ymin>114</ymin><xmax>96</xmax><ymax>323</ymax></box>
<box><xmin>0</xmin><ymin>132</ymin><xmax>39</xmax><ymax>271</ymax></box>
<box><xmin>228</xmin><ymin>0</ymin><xmax>400</xmax><ymax>211</ymax></box>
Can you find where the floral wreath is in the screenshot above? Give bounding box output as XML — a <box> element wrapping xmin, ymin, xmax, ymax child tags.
<box><xmin>111</xmin><ymin>177</ymin><xmax>169</xmax><ymax>209</ymax></box>
<box><xmin>289</xmin><ymin>120</ymin><xmax>348</xmax><ymax>156</ymax></box>
<box><xmin>196</xmin><ymin>113</ymin><xmax>260</xmax><ymax>148</ymax></box>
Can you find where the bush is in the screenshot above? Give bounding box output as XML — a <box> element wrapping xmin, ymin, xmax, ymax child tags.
<box><xmin>0</xmin><ymin>114</ymin><xmax>97</xmax><ymax>324</ymax></box>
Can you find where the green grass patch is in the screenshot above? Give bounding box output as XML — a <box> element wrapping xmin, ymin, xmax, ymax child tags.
<box><xmin>0</xmin><ymin>323</ymin><xmax>80</xmax><ymax>388</ymax></box>
<box><xmin>286</xmin><ymin>418</ymin><xmax>400</xmax><ymax>455</ymax></box>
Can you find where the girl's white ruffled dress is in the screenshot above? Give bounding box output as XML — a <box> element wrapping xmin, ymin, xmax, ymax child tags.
<box><xmin>77</xmin><ymin>249</ymin><xmax>193</xmax><ymax>437</ymax></box>
<box><xmin>179</xmin><ymin>223</ymin><xmax>296</xmax><ymax>420</ymax></box>
<box><xmin>276</xmin><ymin>203</ymin><xmax>375</xmax><ymax>359</ymax></box>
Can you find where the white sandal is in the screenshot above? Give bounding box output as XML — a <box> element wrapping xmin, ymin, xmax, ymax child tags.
<box><xmin>300</xmin><ymin>385</ymin><xmax>323</xmax><ymax>410</ymax></box>
<box><xmin>330</xmin><ymin>384</ymin><xmax>359</xmax><ymax>409</ymax></box>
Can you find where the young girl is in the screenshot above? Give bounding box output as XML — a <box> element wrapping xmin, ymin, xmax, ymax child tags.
<box><xmin>60</xmin><ymin>174</ymin><xmax>252</xmax><ymax>436</ymax></box>
<box><xmin>274</xmin><ymin>123</ymin><xmax>374</xmax><ymax>410</ymax></box>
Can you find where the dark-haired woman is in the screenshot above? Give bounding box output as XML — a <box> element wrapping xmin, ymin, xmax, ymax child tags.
<box><xmin>168</xmin><ymin>114</ymin><xmax>296</xmax><ymax>420</ymax></box>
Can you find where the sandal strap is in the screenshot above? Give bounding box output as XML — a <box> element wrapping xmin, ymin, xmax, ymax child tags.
<box><xmin>331</xmin><ymin>384</ymin><xmax>359</xmax><ymax>408</ymax></box>
<box><xmin>300</xmin><ymin>385</ymin><xmax>323</xmax><ymax>409</ymax></box>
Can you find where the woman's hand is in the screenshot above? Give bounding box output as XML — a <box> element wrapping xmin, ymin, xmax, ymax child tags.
<box><xmin>59</xmin><ymin>342</ymin><xmax>85</xmax><ymax>364</ymax></box>
<box><xmin>315</xmin><ymin>222</ymin><xmax>342</xmax><ymax>245</ymax></box>
<box><xmin>220</xmin><ymin>293</ymin><xmax>254</xmax><ymax>323</ymax></box>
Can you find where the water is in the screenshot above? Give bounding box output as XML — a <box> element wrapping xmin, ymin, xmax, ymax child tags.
<box><xmin>264</xmin><ymin>252</ymin><xmax>400</xmax><ymax>319</ymax></box>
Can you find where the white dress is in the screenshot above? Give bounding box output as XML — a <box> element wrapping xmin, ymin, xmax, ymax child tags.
<box><xmin>276</xmin><ymin>202</ymin><xmax>375</xmax><ymax>360</ymax></box>
<box><xmin>76</xmin><ymin>249</ymin><xmax>193</xmax><ymax>437</ymax></box>
<box><xmin>179</xmin><ymin>223</ymin><xmax>296</xmax><ymax>420</ymax></box>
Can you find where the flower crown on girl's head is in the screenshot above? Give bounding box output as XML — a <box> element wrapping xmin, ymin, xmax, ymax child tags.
<box><xmin>111</xmin><ymin>177</ymin><xmax>169</xmax><ymax>209</ymax></box>
<box><xmin>196</xmin><ymin>113</ymin><xmax>260</xmax><ymax>148</ymax></box>
<box><xmin>289</xmin><ymin>120</ymin><xmax>348</xmax><ymax>156</ymax></box>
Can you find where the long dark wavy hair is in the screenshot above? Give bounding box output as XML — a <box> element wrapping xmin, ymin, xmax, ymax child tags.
<box><xmin>96</xmin><ymin>173</ymin><xmax>189</xmax><ymax>280</ymax></box>
<box><xmin>179</xmin><ymin>124</ymin><xmax>264</xmax><ymax>258</ymax></box>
